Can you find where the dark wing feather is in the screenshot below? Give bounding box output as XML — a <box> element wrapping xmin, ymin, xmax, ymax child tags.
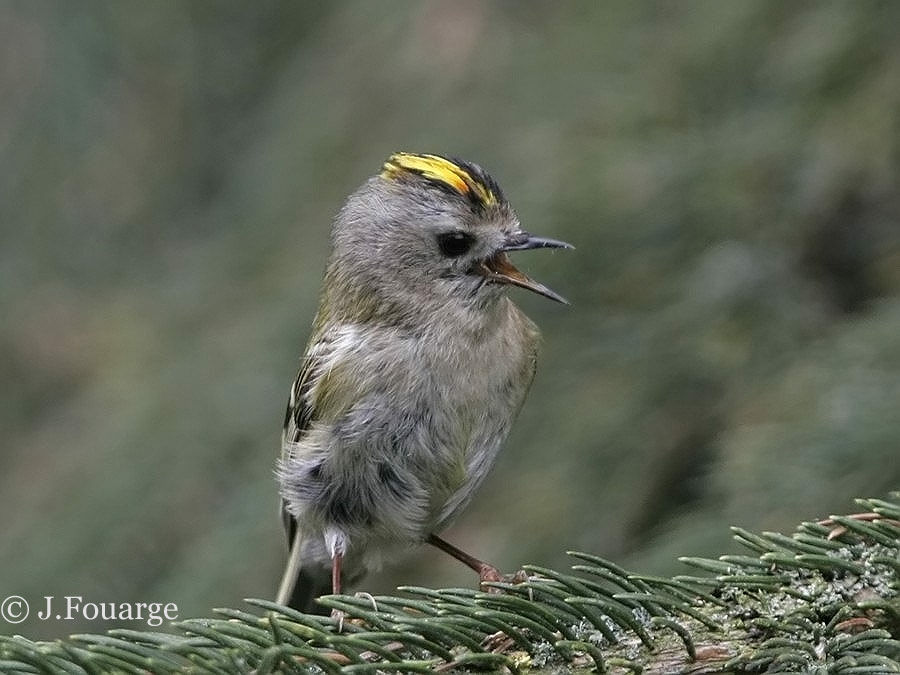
<box><xmin>284</xmin><ymin>354</ymin><xmax>319</xmax><ymax>444</ymax></box>
<box><xmin>280</xmin><ymin>353</ymin><xmax>319</xmax><ymax>545</ymax></box>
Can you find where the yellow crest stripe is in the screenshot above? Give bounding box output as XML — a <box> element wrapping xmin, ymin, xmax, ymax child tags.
<box><xmin>382</xmin><ymin>152</ymin><xmax>498</xmax><ymax>206</ymax></box>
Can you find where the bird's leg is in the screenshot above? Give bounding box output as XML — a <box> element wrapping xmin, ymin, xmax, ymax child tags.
<box><xmin>332</xmin><ymin>552</ymin><xmax>343</xmax><ymax>595</ymax></box>
<box><xmin>427</xmin><ymin>534</ymin><xmax>526</xmax><ymax>589</ymax></box>
<box><xmin>330</xmin><ymin>552</ymin><xmax>344</xmax><ymax>628</ymax></box>
<box><xmin>427</xmin><ymin>533</ymin><xmax>498</xmax><ymax>579</ymax></box>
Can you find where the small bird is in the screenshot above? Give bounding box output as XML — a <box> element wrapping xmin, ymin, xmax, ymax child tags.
<box><xmin>276</xmin><ymin>152</ymin><xmax>570</xmax><ymax>612</ymax></box>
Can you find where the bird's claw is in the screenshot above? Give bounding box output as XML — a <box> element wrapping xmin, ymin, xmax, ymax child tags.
<box><xmin>330</xmin><ymin>608</ymin><xmax>345</xmax><ymax>632</ymax></box>
<box><xmin>478</xmin><ymin>565</ymin><xmax>529</xmax><ymax>592</ymax></box>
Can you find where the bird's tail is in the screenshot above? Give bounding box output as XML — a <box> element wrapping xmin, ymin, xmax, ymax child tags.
<box><xmin>275</xmin><ymin>531</ymin><xmax>331</xmax><ymax>614</ymax></box>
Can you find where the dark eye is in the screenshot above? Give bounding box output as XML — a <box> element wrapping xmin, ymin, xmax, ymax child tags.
<box><xmin>437</xmin><ymin>231</ymin><xmax>475</xmax><ymax>257</ymax></box>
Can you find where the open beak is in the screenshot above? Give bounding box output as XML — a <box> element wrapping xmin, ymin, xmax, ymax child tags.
<box><xmin>479</xmin><ymin>232</ymin><xmax>573</xmax><ymax>304</ymax></box>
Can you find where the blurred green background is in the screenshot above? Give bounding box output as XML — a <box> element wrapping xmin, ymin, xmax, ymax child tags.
<box><xmin>2</xmin><ymin>1</ymin><xmax>899</xmax><ymax>639</ymax></box>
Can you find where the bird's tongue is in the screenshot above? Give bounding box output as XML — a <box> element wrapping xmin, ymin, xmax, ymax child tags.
<box><xmin>485</xmin><ymin>252</ymin><xmax>530</xmax><ymax>286</ymax></box>
<box><xmin>483</xmin><ymin>252</ymin><xmax>569</xmax><ymax>304</ymax></box>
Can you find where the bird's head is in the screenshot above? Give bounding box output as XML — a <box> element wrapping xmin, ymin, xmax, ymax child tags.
<box><xmin>325</xmin><ymin>152</ymin><xmax>571</xmax><ymax>324</ymax></box>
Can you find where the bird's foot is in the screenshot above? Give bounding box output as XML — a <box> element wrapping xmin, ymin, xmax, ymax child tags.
<box><xmin>478</xmin><ymin>564</ymin><xmax>529</xmax><ymax>592</ymax></box>
<box><xmin>330</xmin><ymin>608</ymin><xmax>345</xmax><ymax>632</ymax></box>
